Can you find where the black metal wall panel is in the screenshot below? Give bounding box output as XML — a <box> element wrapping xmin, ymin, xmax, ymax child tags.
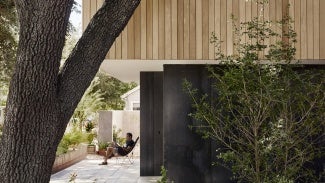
<box><xmin>163</xmin><ymin>65</ymin><xmax>232</xmax><ymax>183</ymax></box>
<box><xmin>140</xmin><ymin>72</ymin><xmax>163</xmax><ymax>176</ymax></box>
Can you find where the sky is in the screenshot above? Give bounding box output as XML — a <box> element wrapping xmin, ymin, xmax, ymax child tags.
<box><xmin>69</xmin><ymin>0</ymin><xmax>82</xmax><ymax>35</ymax></box>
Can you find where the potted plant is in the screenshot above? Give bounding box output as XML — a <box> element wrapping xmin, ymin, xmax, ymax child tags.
<box><xmin>86</xmin><ymin>133</ymin><xmax>96</xmax><ymax>154</ymax></box>
<box><xmin>98</xmin><ymin>142</ymin><xmax>110</xmax><ymax>156</ymax></box>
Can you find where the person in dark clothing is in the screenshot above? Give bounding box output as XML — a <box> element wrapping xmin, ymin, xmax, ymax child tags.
<box><xmin>99</xmin><ymin>132</ymin><xmax>135</xmax><ymax>165</ymax></box>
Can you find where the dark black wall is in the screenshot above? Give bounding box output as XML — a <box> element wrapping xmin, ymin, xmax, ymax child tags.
<box><xmin>140</xmin><ymin>72</ymin><xmax>164</xmax><ymax>176</ymax></box>
<box><xmin>163</xmin><ymin>65</ymin><xmax>232</xmax><ymax>183</ymax></box>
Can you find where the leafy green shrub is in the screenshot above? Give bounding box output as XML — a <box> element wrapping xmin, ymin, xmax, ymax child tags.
<box><xmin>184</xmin><ymin>1</ymin><xmax>324</xmax><ymax>183</ymax></box>
<box><xmin>56</xmin><ymin>137</ymin><xmax>69</xmax><ymax>156</ymax></box>
<box><xmin>85</xmin><ymin>121</ymin><xmax>94</xmax><ymax>132</ymax></box>
<box><xmin>87</xmin><ymin>133</ymin><xmax>95</xmax><ymax>144</ymax></box>
<box><xmin>113</xmin><ymin>125</ymin><xmax>126</xmax><ymax>145</ymax></box>
<box><xmin>98</xmin><ymin>142</ymin><xmax>110</xmax><ymax>150</ymax></box>
<box><xmin>157</xmin><ymin>166</ymin><xmax>174</xmax><ymax>183</ymax></box>
<box><xmin>56</xmin><ymin>127</ymin><xmax>88</xmax><ymax>156</ymax></box>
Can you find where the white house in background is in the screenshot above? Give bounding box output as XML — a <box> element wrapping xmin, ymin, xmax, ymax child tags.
<box><xmin>121</xmin><ymin>86</ymin><xmax>140</xmax><ymax>111</ymax></box>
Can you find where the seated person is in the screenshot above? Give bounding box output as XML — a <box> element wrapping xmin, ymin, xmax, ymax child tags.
<box><xmin>99</xmin><ymin>132</ymin><xmax>135</xmax><ymax>165</ymax></box>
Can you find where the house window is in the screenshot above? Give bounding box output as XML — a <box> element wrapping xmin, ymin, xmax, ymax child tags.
<box><xmin>132</xmin><ymin>102</ymin><xmax>140</xmax><ymax>110</ymax></box>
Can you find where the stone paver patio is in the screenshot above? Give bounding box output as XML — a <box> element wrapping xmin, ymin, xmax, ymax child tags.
<box><xmin>50</xmin><ymin>155</ymin><xmax>159</xmax><ymax>183</ymax></box>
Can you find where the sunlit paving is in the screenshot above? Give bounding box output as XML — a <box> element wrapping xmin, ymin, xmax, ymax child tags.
<box><xmin>50</xmin><ymin>155</ymin><xmax>159</xmax><ymax>183</ymax></box>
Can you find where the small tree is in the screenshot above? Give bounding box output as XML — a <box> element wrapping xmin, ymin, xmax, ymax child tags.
<box><xmin>89</xmin><ymin>72</ymin><xmax>137</xmax><ymax>110</ymax></box>
<box><xmin>184</xmin><ymin>1</ymin><xmax>324</xmax><ymax>183</ymax></box>
<box><xmin>71</xmin><ymin>71</ymin><xmax>137</xmax><ymax>130</ymax></box>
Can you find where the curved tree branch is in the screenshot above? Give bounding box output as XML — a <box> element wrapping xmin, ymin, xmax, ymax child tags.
<box><xmin>57</xmin><ymin>0</ymin><xmax>141</xmax><ymax>128</ymax></box>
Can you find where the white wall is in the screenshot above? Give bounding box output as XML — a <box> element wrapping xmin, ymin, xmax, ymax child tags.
<box><xmin>98</xmin><ymin>110</ymin><xmax>140</xmax><ymax>156</ymax></box>
<box><xmin>98</xmin><ymin>111</ymin><xmax>113</xmax><ymax>143</ymax></box>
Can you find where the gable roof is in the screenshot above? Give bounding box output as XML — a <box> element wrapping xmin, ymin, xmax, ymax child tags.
<box><xmin>121</xmin><ymin>86</ymin><xmax>140</xmax><ymax>99</ymax></box>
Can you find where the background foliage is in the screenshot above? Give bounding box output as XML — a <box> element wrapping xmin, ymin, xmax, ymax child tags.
<box><xmin>0</xmin><ymin>0</ymin><xmax>17</xmax><ymax>105</ymax></box>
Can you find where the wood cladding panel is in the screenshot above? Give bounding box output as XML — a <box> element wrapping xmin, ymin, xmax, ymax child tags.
<box><xmin>171</xmin><ymin>0</ymin><xmax>178</xmax><ymax>59</ymax></box>
<box><xmin>165</xmin><ymin>0</ymin><xmax>172</xmax><ymax>59</ymax></box>
<box><xmin>153</xmin><ymin>0</ymin><xmax>159</xmax><ymax>59</ymax></box>
<box><xmin>300</xmin><ymin>0</ymin><xmax>307</xmax><ymax>59</ymax></box>
<box><xmin>320</xmin><ymin>0</ymin><xmax>325</xmax><ymax>59</ymax></box>
<box><xmin>202</xmin><ymin>0</ymin><xmax>209</xmax><ymax>60</ymax></box>
<box><xmin>214</xmin><ymin>0</ymin><xmax>221</xmax><ymax>54</ymax></box>
<box><xmin>183</xmin><ymin>0</ymin><xmax>190</xmax><ymax>59</ymax></box>
<box><xmin>146</xmin><ymin>0</ymin><xmax>153</xmax><ymax>59</ymax></box>
<box><xmin>196</xmin><ymin>0</ymin><xmax>203</xmax><ymax>59</ymax></box>
<box><xmin>313</xmin><ymin>0</ymin><xmax>319</xmax><ymax>59</ymax></box>
<box><xmin>294</xmin><ymin>0</ymin><xmax>301</xmax><ymax>59</ymax></box>
<box><xmin>189</xmin><ymin>0</ymin><xmax>196</xmax><ymax>59</ymax></box>
<box><xmin>263</xmin><ymin>1</ymin><xmax>270</xmax><ymax>56</ymax></box>
<box><xmin>158</xmin><ymin>0</ymin><xmax>164</xmax><ymax>59</ymax></box>
<box><xmin>220</xmin><ymin>0</ymin><xmax>227</xmax><ymax>55</ymax></box>
<box><xmin>208</xmin><ymin>0</ymin><xmax>215</xmax><ymax>59</ymax></box>
<box><xmin>140</xmin><ymin>0</ymin><xmax>147</xmax><ymax>59</ymax></box>
<box><xmin>134</xmin><ymin>7</ymin><xmax>141</xmax><ymax>59</ymax></box>
<box><xmin>82</xmin><ymin>0</ymin><xmax>325</xmax><ymax>60</ymax></box>
<box><xmin>177</xmin><ymin>0</ymin><xmax>184</xmax><ymax>59</ymax></box>
<box><xmin>226</xmin><ymin>0</ymin><xmax>233</xmax><ymax>56</ymax></box>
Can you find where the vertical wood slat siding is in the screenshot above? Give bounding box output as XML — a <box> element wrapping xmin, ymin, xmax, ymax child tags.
<box><xmin>202</xmin><ymin>0</ymin><xmax>209</xmax><ymax>60</ymax></box>
<box><xmin>258</xmin><ymin>2</ymin><xmax>265</xmax><ymax>59</ymax></box>
<box><xmin>141</xmin><ymin>0</ymin><xmax>147</xmax><ymax>59</ymax></box>
<box><xmin>300</xmin><ymin>0</ymin><xmax>307</xmax><ymax>59</ymax></box>
<box><xmin>82</xmin><ymin>0</ymin><xmax>90</xmax><ymax>32</ymax></box>
<box><xmin>183</xmin><ymin>0</ymin><xmax>190</xmax><ymax>59</ymax></box>
<box><xmin>245</xmin><ymin>0</ymin><xmax>252</xmax><ymax>45</ymax></box>
<box><xmin>294</xmin><ymin>0</ymin><xmax>301</xmax><ymax>59</ymax></box>
<box><xmin>127</xmin><ymin>13</ymin><xmax>135</xmax><ymax>59</ymax></box>
<box><xmin>82</xmin><ymin>0</ymin><xmax>325</xmax><ymax>60</ymax></box>
<box><xmin>232</xmin><ymin>0</ymin><xmax>239</xmax><ymax>56</ymax></box>
<box><xmin>158</xmin><ymin>0</ymin><xmax>164</xmax><ymax>59</ymax></box>
<box><xmin>134</xmin><ymin>7</ymin><xmax>141</xmax><ymax>59</ymax></box>
<box><xmin>146</xmin><ymin>0</ymin><xmax>153</xmax><ymax>59</ymax></box>
<box><xmin>165</xmin><ymin>0</ymin><xmax>172</xmax><ymax>59</ymax></box>
<box><xmin>226</xmin><ymin>0</ymin><xmax>233</xmax><ymax>56</ymax></box>
<box><xmin>208</xmin><ymin>0</ymin><xmax>215</xmax><ymax>59</ymax></box>
<box><xmin>306</xmin><ymin>0</ymin><xmax>313</xmax><ymax>59</ymax></box>
<box><xmin>320</xmin><ymin>0</ymin><xmax>325</xmax><ymax>59</ymax></box>
<box><xmin>189</xmin><ymin>0</ymin><xmax>196</xmax><ymax>59</ymax></box>
<box><xmin>171</xmin><ymin>0</ymin><xmax>178</xmax><ymax>59</ymax></box>
<box><xmin>214</xmin><ymin>0</ymin><xmax>221</xmax><ymax>55</ymax></box>
<box><xmin>220</xmin><ymin>0</ymin><xmax>227</xmax><ymax>55</ymax></box>
<box><xmin>196</xmin><ymin>0</ymin><xmax>203</xmax><ymax>59</ymax></box>
<box><xmin>275</xmin><ymin>0</ymin><xmax>282</xmax><ymax>44</ymax></box>
<box><xmin>177</xmin><ymin>0</ymin><xmax>184</xmax><ymax>59</ymax></box>
<box><xmin>239</xmin><ymin>0</ymin><xmax>245</xmax><ymax>44</ymax></box>
<box><xmin>153</xmin><ymin>0</ymin><xmax>159</xmax><ymax>59</ymax></box>
<box><xmin>313</xmin><ymin>0</ymin><xmax>319</xmax><ymax>59</ymax></box>
<box><xmin>263</xmin><ymin>1</ymin><xmax>269</xmax><ymax>57</ymax></box>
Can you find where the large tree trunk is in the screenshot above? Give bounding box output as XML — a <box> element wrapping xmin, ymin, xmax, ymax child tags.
<box><xmin>0</xmin><ymin>0</ymin><xmax>140</xmax><ymax>182</ymax></box>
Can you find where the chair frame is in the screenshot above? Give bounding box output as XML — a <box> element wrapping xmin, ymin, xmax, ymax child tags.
<box><xmin>112</xmin><ymin>137</ymin><xmax>139</xmax><ymax>164</ymax></box>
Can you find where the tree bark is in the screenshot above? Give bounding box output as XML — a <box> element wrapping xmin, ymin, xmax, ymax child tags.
<box><xmin>0</xmin><ymin>0</ymin><xmax>140</xmax><ymax>182</ymax></box>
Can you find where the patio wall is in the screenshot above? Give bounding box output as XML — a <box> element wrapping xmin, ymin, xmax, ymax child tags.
<box><xmin>52</xmin><ymin>144</ymin><xmax>88</xmax><ymax>174</ymax></box>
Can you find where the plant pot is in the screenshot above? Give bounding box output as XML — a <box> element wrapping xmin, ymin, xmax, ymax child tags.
<box><xmin>87</xmin><ymin>145</ymin><xmax>96</xmax><ymax>154</ymax></box>
<box><xmin>98</xmin><ymin>149</ymin><xmax>106</xmax><ymax>156</ymax></box>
